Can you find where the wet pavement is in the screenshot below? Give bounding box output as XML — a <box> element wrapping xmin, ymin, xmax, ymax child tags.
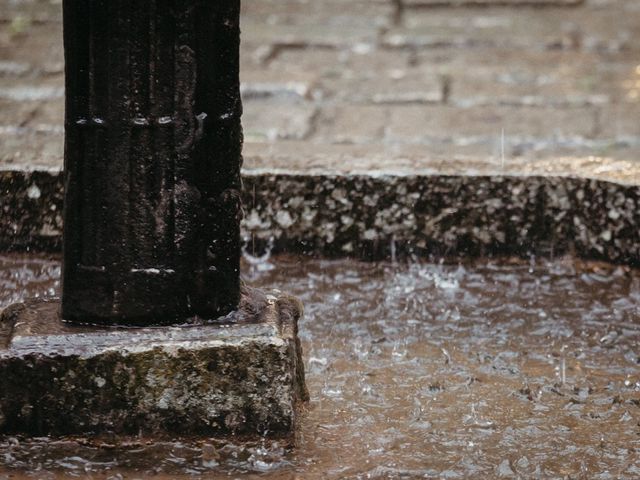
<box><xmin>1</xmin><ymin>253</ymin><xmax>639</xmax><ymax>478</ymax></box>
<box><xmin>2</xmin><ymin>1</ymin><xmax>640</xmax><ymax>477</ymax></box>
<box><xmin>1</xmin><ymin>0</ymin><xmax>640</xmax><ymax>172</ymax></box>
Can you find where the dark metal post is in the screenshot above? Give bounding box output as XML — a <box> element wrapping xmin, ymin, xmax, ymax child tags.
<box><xmin>61</xmin><ymin>0</ymin><xmax>243</xmax><ymax>325</ymax></box>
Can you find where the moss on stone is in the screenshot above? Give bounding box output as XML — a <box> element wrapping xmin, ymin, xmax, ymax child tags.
<box><xmin>0</xmin><ymin>292</ymin><xmax>306</xmax><ymax>437</ymax></box>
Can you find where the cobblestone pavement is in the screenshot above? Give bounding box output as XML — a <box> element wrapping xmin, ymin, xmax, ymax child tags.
<box><xmin>0</xmin><ymin>0</ymin><xmax>639</xmax><ymax>174</ymax></box>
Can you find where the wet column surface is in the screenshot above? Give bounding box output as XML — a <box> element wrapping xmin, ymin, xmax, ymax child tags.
<box><xmin>61</xmin><ymin>0</ymin><xmax>243</xmax><ymax>325</ymax></box>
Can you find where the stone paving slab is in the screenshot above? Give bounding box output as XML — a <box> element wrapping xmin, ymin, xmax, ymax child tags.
<box><xmin>599</xmin><ymin>104</ymin><xmax>640</xmax><ymax>139</ymax></box>
<box><xmin>387</xmin><ymin>103</ymin><xmax>598</xmax><ymax>140</ymax></box>
<box><xmin>241</xmin><ymin>0</ymin><xmax>392</xmax><ymax>20</ymax></box>
<box><xmin>1</xmin><ymin>0</ymin><xmax>639</xmax><ymax>217</ymax></box>
<box><xmin>241</xmin><ymin>142</ymin><xmax>640</xmax><ymax>185</ymax></box>
<box><xmin>416</xmin><ymin>49</ymin><xmax>636</xmax><ymax>107</ymax></box>
<box><xmin>405</xmin><ymin>0</ymin><xmax>584</xmax><ymax>4</ymax></box>
<box><xmin>385</xmin><ymin>3</ymin><xmax>640</xmax><ymax>53</ymax></box>
<box><xmin>0</xmin><ymin>128</ymin><xmax>62</xmax><ymax>167</ymax></box>
<box><xmin>243</xmin><ymin>100</ymin><xmax>318</xmax><ymax>142</ymax></box>
<box><xmin>0</xmin><ymin>0</ymin><xmax>61</xmax><ymax>24</ymax></box>
<box><xmin>242</xmin><ymin>19</ymin><xmax>382</xmax><ymax>52</ymax></box>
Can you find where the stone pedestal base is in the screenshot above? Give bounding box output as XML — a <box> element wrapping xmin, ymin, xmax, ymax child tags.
<box><xmin>0</xmin><ymin>288</ymin><xmax>308</xmax><ymax>436</ymax></box>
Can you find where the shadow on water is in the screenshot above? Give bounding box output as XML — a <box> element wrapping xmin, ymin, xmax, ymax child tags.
<box><xmin>1</xmin><ymin>253</ymin><xmax>640</xmax><ymax>478</ymax></box>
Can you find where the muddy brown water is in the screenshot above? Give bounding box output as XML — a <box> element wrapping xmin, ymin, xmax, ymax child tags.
<box><xmin>0</xmin><ymin>253</ymin><xmax>639</xmax><ymax>479</ymax></box>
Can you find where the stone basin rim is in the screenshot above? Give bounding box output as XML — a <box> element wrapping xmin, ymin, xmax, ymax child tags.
<box><xmin>1</xmin><ymin>162</ymin><xmax>637</xmax><ymax>187</ymax></box>
<box><xmin>3</xmin><ymin>159</ymin><xmax>640</xmax><ymax>266</ymax></box>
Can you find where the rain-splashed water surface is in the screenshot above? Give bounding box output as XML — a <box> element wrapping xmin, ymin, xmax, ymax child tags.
<box><xmin>1</xmin><ymin>253</ymin><xmax>640</xmax><ymax>479</ymax></box>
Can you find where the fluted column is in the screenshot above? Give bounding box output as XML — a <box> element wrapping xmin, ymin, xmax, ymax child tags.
<box><xmin>61</xmin><ymin>0</ymin><xmax>243</xmax><ymax>325</ymax></box>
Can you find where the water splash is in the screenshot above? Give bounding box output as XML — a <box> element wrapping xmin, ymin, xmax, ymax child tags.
<box><xmin>2</xmin><ymin>254</ymin><xmax>640</xmax><ymax>478</ymax></box>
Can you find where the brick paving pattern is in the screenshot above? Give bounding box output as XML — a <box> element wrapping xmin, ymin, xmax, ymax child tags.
<box><xmin>0</xmin><ymin>0</ymin><xmax>639</xmax><ymax>172</ymax></box>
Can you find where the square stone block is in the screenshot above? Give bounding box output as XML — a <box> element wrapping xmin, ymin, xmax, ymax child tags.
<box><xmin>0</xmin><ymin>288</ymin><xmax>308</xmax><ymax>436</ymax></box>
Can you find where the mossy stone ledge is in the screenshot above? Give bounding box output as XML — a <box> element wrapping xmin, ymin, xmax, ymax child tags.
<box><xmin>0</xmin><ymin>288</ymin><xmax>308</xmax><ymax>436</ymax></box>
